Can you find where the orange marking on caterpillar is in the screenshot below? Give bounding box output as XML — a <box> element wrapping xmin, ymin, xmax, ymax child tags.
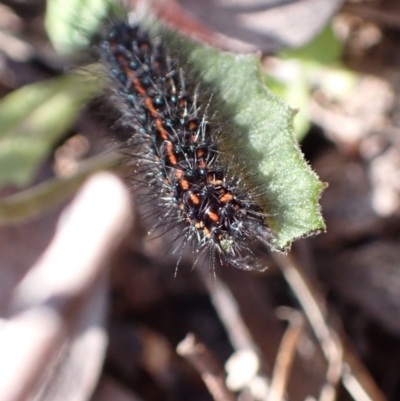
<box><xmin>219</xmin><ymin>193</ymin><xmax>233</xmax><ymax>203</ymax></box>
<box><xmin>133</xmin><ymin>78</ymin><xmax>146</xmax><ymax>95</ymax></box>
<box><xmin>189</xmin><ymin>193</ymin><xmax>200</xmax><ymax>205</ymax></box>
<box><xmin>165</xmin><ymin>142</ymin><xmax>177</xmax><ymax>165</ymax></box>
<box><xmin>188</xmin><ymin>120</ymin><xmax>198</xmax><ymax>130</ymax></box>
<box><xmin>145</xmin><ymin>97</ymin><xmax>158</xmax><ymax>117</ymax></box>
<box><xmin>116</xmin><ymin>54</ymin><xmax>125</xmax><ymax>62</ymax></box>
<box><xmin>179</xmin><ymin>179</ymin><xmax>189</xmax><ymax>190</ymax></box>
<box><xmin>126</xmin><ymin>70</ymin><xmax>136</xmax><ymax>82</ymax></box>
<box><xmin>207</xmin><ymin>211</ymin><xmax>219</xmax><ymax>222</ymax></box>
<box><xmin>208</xmin><ymin>178</ymin><xmax>222</xmax><ymax>185</ymax></box>
<box><xmin>156</xmin><ymin>119</ymin><xmax>168</xmax><ymax>140</ymax></box>
<box><xmin>196</xmin><ymin>149</ymin><xmax>205</xmax><ymax>158</ymax></box>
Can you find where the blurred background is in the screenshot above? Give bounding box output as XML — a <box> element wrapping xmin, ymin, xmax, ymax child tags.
<box><xmin>1</xmin><ymin>1</ymin><xmax>400</xmax><ymax>401</ymax></box>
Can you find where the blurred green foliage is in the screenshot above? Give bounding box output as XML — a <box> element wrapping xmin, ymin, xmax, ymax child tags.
<box><xmin>266</xmin><ymin>25</ymin><xmax>357</xmax><ymax>140</ymax></box>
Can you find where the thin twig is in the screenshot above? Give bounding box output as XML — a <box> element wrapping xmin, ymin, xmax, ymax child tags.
<box><xmin>196</xmin><ymin>270</ymin><xmax>272</xmax><ymax>399</ymax></box>
<box><xmin>197</xmin><ymin>268</ymin><xmax>260</xmax><ymax>353</ymax></box>
<box><xmin>273</xmin><ymin>253</ymin><xmax>342</xmax><ymax>401</ymax></box>
<box><xmin>268</xmin><ymin>308</ymin><xmax>304</xmax><ymax>401</ymax></box>
<box><xmin>177</xmin><ymin>333</ymin><xmax>236</xmax><ymax>401</ymax></box>
<box><xmin>272</xmin><ymin>252</ymin><xmax>386</xmax><ymax>401</ymax></box>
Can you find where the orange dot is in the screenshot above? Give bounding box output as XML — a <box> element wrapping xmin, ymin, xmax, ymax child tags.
<box><xmin>156</xmin><ymin>119</ymin><xmax>168</xmax><ymax>139</ymax></box>
<box><xmin>165</xmin><ymin>142</ymin><xmax>177</xmax><ymax>165</ymax></box>
<box><xmin>196</xmin><ymin>149</ymin><xmax>205</xmax><ymax>158</ymax></box>
<box><xmin>179</xmin><ymin>180</ymin><xmax>189</xmax><ymax>190</ymax></box>
<box><xmin>219</xmin><ymin>193</ymin><xmax>233</xmax><ymax>203</ymax></box>
<box><xmin>188</xmin><ymin>120</ymin><xmax>198</xmax><ymax>130</ymax></box>
<box><xmin>207</xmin><ymin>211</ymin><xmax>219</xmax><ymax>222</ymax></box>
<box><xmin>145</xmin><ymin>97</ymin><xmax>157</xmax><ymax>117</ymax></box>
<box><xmin>133</xmin><ymin>78</ymin><xmax>146</xmax><ymax>95</ymax></box>
<box><xmin>190</xmin><ymin>193</ymin><xmax>200</xmax><ymax>205</ymax></box>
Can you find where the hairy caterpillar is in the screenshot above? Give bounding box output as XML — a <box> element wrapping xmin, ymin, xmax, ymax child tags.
<box><xmin>98</xmin><ymin>17</ymin><xmax>274</xmax><ymax>272</ymax></box>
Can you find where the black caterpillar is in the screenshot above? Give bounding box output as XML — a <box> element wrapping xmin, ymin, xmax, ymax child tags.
<box><xmin>100</xmin><ymin>20</ymin><xmax>273</xmax><ymax>271</ymax></box>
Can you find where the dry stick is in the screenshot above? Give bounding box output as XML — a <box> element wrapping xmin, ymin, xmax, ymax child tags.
<box><xmin>267</xmin><ymin>308</ymin><xmax>304</xmax><ymax>401</ymax></box>
<box><xmin>196</xmin><ymin>269</ymin><xmax>271</xmax><ymax>398</ymax></box>
<box><xmin>197</xmin><ymin>268</ymin><xmax>260</xmax><ymax>353</ymax></box>
<box><xmin>272</xmin><ymin>252</ymin><xmax>386</xmax><ymax>401</ymax></box>
<box><xmin>177</xmin><ymin>333</ymin><xmax>237</xmax><ymax>401</ymax></box>
<box><xmin>341</xmin><ymin>347</ymin><xmax>387</xmax><ymax>401</ymax></box>
<box><xmin>273</xmin><ymin>252</ymin><xmax>344</xmax><ymax>401</ymax></box>
<box><xmin>277</xmin><ymin>253</ymin><xmax>342</xmax><ymax>401</ymax></box>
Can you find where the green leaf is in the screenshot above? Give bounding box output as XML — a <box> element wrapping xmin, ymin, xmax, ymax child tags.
<box><xmin>0</xmin><ymin>72</ymin><xmax>100</xmax><ymax>187</ymax></box>
<box><xmin>280</xmin><ymin>24</ymin><xmax>343</xmax><ymax>65</ymax></box>
<box><xmin>195</xmin><ymin>52</ymin><xmax>325</xmax><ymax>250</ymax></box>
<box><xmin>0</xmin><ymin>152</ymin><xmax>121</xmax><ymax>224</ymax></box>
<box><xmin>151</xmin><ymin>25</ymin><xmax>326</xmax><ymax>251</ymax></box>
<box><xmin>265</xmin><ymin>64</ymin><xmax>311</xmax><ymax>141</ymax></box>
<box><xmin>264</xmin><ymin>25</ymin><xmax>343</xmax><ymax>140</ymax></box>
<box><xmin>45</xmin><ymin>0</ymin><xmax>110</xmax><ymax>55</ymax></box>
